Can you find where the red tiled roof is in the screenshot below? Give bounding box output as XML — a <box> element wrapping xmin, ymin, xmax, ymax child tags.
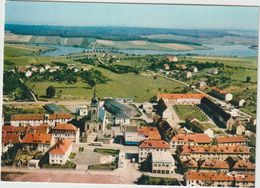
<box><xmin>53</xmin><ymin>123</ymin><xmax>77</xmax><ymax>131</ymax></box>
<box><xmin>21</xmin><ymin>133</ymin><xmax>52</xmax><ymax>144</ymax></box>
<box><xmin>186</xmin><ymin>160</ymin><xmax>198</xmax><ymax>168</ymax></box>
<box><xmin>139</xmin><ymin>139</ymin><xmax>170</xmax><ymax>149</ymax></box>
<box><xmin>233</xmin><ymin>160</ymin><xmax>255</xmax><ymax>170</ymax></box>
<box><xmin>235</xmin><ymin>174</ymin><xmax>255</xmax><ymax>182</ymax></box>
<box><xmin>2</xmin><ymin>125</ymin><xmax>15</xmax><ymax>133</ymax></box>
<box><xmin>11</xmin><ymin>113</ymin><xmax>72</xmax><ymax>121</ymax></box>
<box><xmin>185</xmin><ymin>171</ymin><xmax>233</xmax><ymax>181</ymax></box>
<box><xmin>215</xmin><ymin>136</ymin><xmax>247</xmax><ymax>143</ymax></box>
<box><xmin>13</xmin><ymin>126</ymin><xmax>30</xmax><ymax>134</ymax></box>
<box><xmin>138</xmin><ymin>127</ymin><xmax>161</xmax><ymax>140</ymax></box>
<box><xmin>2</xmin><ymin>133</ymin><xmax>20</xmax><ymax>145</ymax></box>
<box><xmin>172</xmin><ymin>133</ymin><xmax>211</xmax><ymax>144</ymax></box>
<box><xmin>201</xmin><ymin>159</ymin><xmax>229</xmax><ymax>169</ymax></box>
<box><xmin>49</xmin><ymin>139</ymin><xmax>72</xmax><ymax>155</ymax></box>
<box><xmin>181</xmin><ymin>145</ymin><xmax>250</xmax><ymax>155</ymax></box>
<box><xmin>33</xmin><ymin>124</ymin><xmax>49</xmax><ymax>134</ymax></box>
<box><xmin>157</xmin><ymin>93</ymin><xmax>205</xmax><ymax>100</ymax></box>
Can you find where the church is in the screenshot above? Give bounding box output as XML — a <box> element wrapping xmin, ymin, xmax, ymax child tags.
<box><xmin>84</xmin><ymin>92</ymin><xmax>106</xmax><ymax>134</ymax></box>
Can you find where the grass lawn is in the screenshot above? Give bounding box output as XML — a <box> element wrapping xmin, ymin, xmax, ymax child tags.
<box><xmin>24</xmin><ymin>67</ymin><xmax>186</xmax><ymax>102</ymax></box>
<box><xmin>93</xmin><ymin>148</ymin><xmax>119</xmax><ymax>157</ymax></box>
<box><xmin>173</xmin><ymin>105</ymin><xmax>208</xmax><ymax>122</ymax></box>
<box><xmin>88</xmin><ymin>163</ymin><xmax>117</xmax><ymax>170</ymax></box>
<box><xmin>183</xmin><ymin>56</ymin><xmax>257</xmax><ymax>69</ymax></box>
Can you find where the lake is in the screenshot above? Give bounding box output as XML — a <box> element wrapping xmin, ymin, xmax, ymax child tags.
<box><xmin>40</xmin><ymin>44</ymin><xmax>258</xmax><ymax>57</ymax></box>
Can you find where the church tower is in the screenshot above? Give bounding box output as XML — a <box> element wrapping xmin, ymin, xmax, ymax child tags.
<box><xmin>90</xmin><ymin>90</ymin><xmax>99</xmax><ymax>121</ymax></box>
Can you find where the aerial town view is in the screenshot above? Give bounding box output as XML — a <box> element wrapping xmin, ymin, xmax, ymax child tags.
<box><xmin>1</xmin><ymin>1</ymin><xmax>259</xmax><ymax>187</ymax></box>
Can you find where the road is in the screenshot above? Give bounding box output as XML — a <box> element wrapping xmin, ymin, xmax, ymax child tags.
<box><xmin>3</xmin><ymin>100</ymin><xmax>91</xmax><ymax>106</ymax></box>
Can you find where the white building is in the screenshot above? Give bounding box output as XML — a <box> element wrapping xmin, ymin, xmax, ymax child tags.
<box><xmin>76</xmin><ymin>107</ymin><xmax>89</xmax><ymax>116</ymax></box>
<box><xmin>11</xmin><ymin>113</ymin><xmax>72</xmax><ymax>127</ymax></box>
<box><xmin>49</xmin><ymin>139</ymin><xmax>72</xmax><ymax>165</ymax></box>
<box><xmin>138</xmin><ymin>139</ymin><xmax>170</xmax><ymax>163</ymax></box>
<box><xmin>52</xmin><ymin>123</ymin><xmax>80</xmax><ymax>143</ymax></box>
<box><xmin>25</xmin><ymin>70</ymin><xmax>32</xmax><ymax>77</ymax></box>
<box><xmin>189</xmin><ymin>66</ymin><xmax>198</xmax><ymax>73</ymax></box>
<box><xmin>152</xmin><ymin>151</ymin><xmax>176</xmax><ymax>174</ymax></box>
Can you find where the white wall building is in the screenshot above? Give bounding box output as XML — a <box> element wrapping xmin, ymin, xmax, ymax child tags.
<box><xmin>49</xmin><ymin>139</ymin><xmax>72</xmax><ymax>165</ymax></box>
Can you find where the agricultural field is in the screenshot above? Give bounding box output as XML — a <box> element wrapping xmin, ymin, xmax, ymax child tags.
<box><xmin>173</xmin><ymin>105</ymin><xmax>208</xmax><ymax>122</ymax></box>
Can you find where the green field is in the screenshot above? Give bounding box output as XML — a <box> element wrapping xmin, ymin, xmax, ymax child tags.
<box><xmin>173</xmin><ymin>105</ymin><xmax>208</xmax><ymax>122</ymax></box>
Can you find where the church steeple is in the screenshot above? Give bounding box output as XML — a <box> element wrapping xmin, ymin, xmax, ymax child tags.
<box><xmin>91</xmin><ymin>89</ymin><xmax>98</xmax><ymax>107</ymax></box>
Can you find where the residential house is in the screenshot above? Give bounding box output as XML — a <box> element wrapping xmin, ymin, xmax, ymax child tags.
<box><xmin>138</xmin><ymin>139</ymin><xmax>170</xmax><ymax>163</ymax></box>
<box><xmin>157</xmin><ymin>93</ymin><xmax>205</xmax><ymax>105</ymax></box>
<box><xmin>166</xmin><ymin>56</ymin><xmax>178</xmax><ymax>62</ymax></box>
<box><xmin>163</xmin><ymin>64</ymin><xmax>170</xmax><ymax>70</ymax></box>
<box><xmin>234</xmin><ymin>174</ymin><xmax>255</xmax><ymax>187</ymax></box>
<box><xmin>180</xmin><ymin>145</ymin><xmax>250</xmax><ymax>162</ymax></box>
<box><xmin>189</xmin><ymin>66</ymin><xmax>198</xmax><ymax>73</ymax></box>
<box><xmin>52</xmin><ymin>123</ymin><xmax>80</xmax><ymax>143</ymax></box>
<box><xmin>215</xmin><ymin>135</ymin><xmax>247</xmax><ymax>146</ymax></box>
<box><xmin>185</xmin><ymin>172</ymin><xmax>234</xmax><ymax>187</ymax></box>
<box><xmin>211</xmin><ymin>87</ymin><xmax>233</xmax><ymax>102</ymax></box>
<box><xmin>76</xmin><ymin>107</ymin><xmax>89</xmax><ymax>116</ymax></box>
<box><xmin>233</xmin><ymin>160</ymin><xmax>255</xmax><ymax>174</ymax></box>
<box><xmin>207</xmin><ymin>69</ymin><xmax>218</xmax><ymax>75</ymax></box>
<box><xmin>21</xmin><ymin>133</ymin><xmax>55</xmax><ymax>153</ymax></box>
<box><xmin>196</xmin><ymin>81</ymin><xmax>207</xmax><ymax>89</ymax></box>
<box><xmin>11</xmin><ymin>113</ymin><xmax>73</xmax><ymax>127</ymax></box>
<box><xmin>171</xmin><ymin>133</ymin><xmax>211</xmax><ymax>150</ymax></box>
<box><xmin>25</xmin><ymin>70</ymin><xmax>32</xmax><ymax>77</ymax></box>
<box><xmin>200</xmin><ymin>97</ymin><xmax>235</xmax><ymax>129</ymax></box>
<box><xmin>199</xmin><ymin>160</ymin><xmax>229</xmax><ymax>173</ymax></box>
<box><xmin>49</xmin><ymin>139</ymin><xmax>73</xmax><ymax>165</ymax></box>
<box><xmin>152</xmin><ymin>151</ymin><xmax>176</xmax><ymax>174</ymax></box>
<box><xmin>183</xmin><ymin>71</ymin><xmax>192</xmax><ymax>79</ymax></box>
<box><xmin>2</xmin><ymin>133</ymin><xmax>20</xmax><ymax>153</ymax></box>
<box><xmin>142</xmin><ymin>102</ymin><xmax>154</xmax><ymax>114</ymax></box>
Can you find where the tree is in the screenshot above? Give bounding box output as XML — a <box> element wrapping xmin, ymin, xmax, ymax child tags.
<box><xmin>246</xmin><ymin>76</ymin><xmax>251</xmax><ymax>83</ymax></box>
<box><xmin>88</xmin><ymin>79</ymin><xmax>96</xmax><ymax>88</ymax></box>
<box><xmin>46</xmin><ymin>86</ymin><xmax>56</xmax><ymax>98</ymax></box>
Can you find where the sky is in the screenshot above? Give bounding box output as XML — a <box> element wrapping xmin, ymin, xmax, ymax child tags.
<box><xmin>5</xmin><ymin>1</ymin><xmax>259</xmax><ymax>30</ymax></box>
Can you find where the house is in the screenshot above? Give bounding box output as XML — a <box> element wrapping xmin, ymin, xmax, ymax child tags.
<box><xmin>171</xmin><ymin>133</ymin><xmax>211</xmax><ymax>149</ymax></box>
<box><xmin>21</xmin><ymin>133</ymin><xmax>55</xmax><ymax>153</ymax></box>
<box><xmin>124</xmin><ymin>126</ymin><xmax>161</xmax><ymax>146</ymax></box>
<box><xmin>52</xmin><ymin>123</ymin><xmax>80</xmax><ymax>143</ymax></box>
<box><xmin>49</xmin><ymin>139</ymin><xmax>73</xmax><ymax>165</ymax></box>
<box><xmin>138</xmin><ymin>139</ymin><xmax>170</xmax><ymax>163</ymax></box>
<box><xmin>200</xmin><ymin>97</ymin><xmax>235</xmax><ymax>129</ymax></box>
<box><xmin>199</xmin><ymin>160</ymin><xmax>229</xmax><ymax>173</ymax></box>
<box><xmin>232</xmin><ymin>98</ymin><xmax>246</xmax><ymax>107</ymax></box>
<box><xmin>176</xmin><ymin>64</ymin><xmax>187</xmax><ymax>70</ymax></box>
<box><xmin>234</xmin><ymin>174</ymin><xmax>255</xmax><ymax>187</ymax></box>
<box><xmin>25</xmin><ymin>70</ymin><xmax>32</xmax><ymax>77</ymax></box>
<box><xmin>211</xmin><ymin>87</ymin><xmax>233</xmax><ymax>102</ymax></box>
<box><xmin>188</xmin><ymin>66</ymin><xmax>198</xmax><ymax>73</ymax></box>
<box><xmin>185</xmin><ymin>172</ymin><xmax>234</xmax><ymax>187</ymax></box>
<box><xmin>104</xmin><ymin>99</ymin><xmax>131</xmax><ymax>125</ymax></box>
<box><xmin>207</xmin><ymin>69</ymin><xmax>218</xmax><ymax>75</ymax></box>
<box><xmin>183</xmin><ymin>71</ymin><xmax>192</xmax><ymax>79</ymax></box>
<box><xmin>31</xmin><ymin>66</ymin><xmax>38</xmax><ymax>72</ymax></box>
<box><xmin>44</xmin><ymin>64</ymin><xmax>51</xmax><ymax>70</ymax></box>
<box><xmin>44</xmin><ymin>103</ymin><xmax>68</xmax><ymax>114</ymax></box>
<box><xmin>39</xmin><ymin>67</ymin><xmax>46</xmax><ymax>73</ymax></box>
<box><xmin>233</xmin><ymin>160</ymin><xmax>255</xmax><ymax>174</ymax></box>
<box><xmin>235</xmin><ymin>124</ymin><xmax>246</xmax><ymax>135</ymax></box>
<box><xmin>123</xmin><ymin>126</ymin><xmax>140</xmax><ymax>145</ymax></box>
<box><xmin>196</xmin><ymin>81</ymin><xmax>207</xmax><ymax>89</ymax></box>
<box><xmin>157</xmin><ymin>120</ymin><xmax>177</xmax><ymax>142</ymax></box>
<box><xmin>2</xmin><ymin>125</ymin><xmax>15</xmax><ymax>134</ymax></box>
<box><xmin>33</xmin><ymin>124</ymin><xmax>50</xmax><ymax>134</ymax></box>
<box><xmin>180</xmin><ymin>145</ymin><xmax>250</xmax><ymax>162</ymax></box>
<box><xmin>152</xmin><ymin>151</ymin><xmax>176</xmax><ymax>174</ymax></box>
<box><xmin>163</xmin><ymin>64</ymin><xmax>170</xmax><ymax>70</ymax></box>
<box><xmin>166</xmin><ymin>56</ymin><xmax>178</xmax><ymax>62</ymax></box>
<box><xmin>76</xmin><ymin>107</ymin><xmax>89</xmax><ymax>116</ymax></box>
<box><xmin>215</xmin><ymin>135</ymin><xmax>247</xmax><ymax>146</ymax></box>
<box><xmin>142</xmin><ymin>102</ymin><xmax>154</xmax><ymax>114</ymax></box>
<box><xmin>157</xmin><ymin>93</ymin><xmax>205</xmax><ymax>105</ymax></box>
<box><xmin>2</xmin><ymin>133</ymin><xmax>20</xmax><ymax>153</ymax></box>
<box><xmin>11</xmin><ymin>113</ymin><xmax>73</xmax><ymax>127</ymax></box>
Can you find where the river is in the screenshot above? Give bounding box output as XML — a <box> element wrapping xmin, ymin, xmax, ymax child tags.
<box><xmin>40</xmin><ymin>44</ymin><xmax>258</xmax><ymax>57</ymax></box>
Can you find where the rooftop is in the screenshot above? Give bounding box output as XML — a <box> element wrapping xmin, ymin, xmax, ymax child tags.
<box><xmin>125</xmin><ymin>126</ymin><xmax>138</xmax><ymax>133</ymax></box>
<box><xmin>138</xmin><ymin>127</ymin><xmax>161</xmax><ymax>140</ymax></box>
<box><xmin>44</xmin><ymin>103</ymin><xmax>68</xmax><ymax>114</ymax></box>
<box><xmin>152</xmin><ymin>151</ymin><xmax>174</xmax><ymax>163</ymax></box>
<box><xmin>139</xmin><ymin>139</ymin><xmax>170</xmax><ymax>149</ymax></box>
<box><xmin>233</xmin><ymin>160</ymin><xmax>255</xmax><ymax>170</ymax></box>
<box><xmin>49</xmin><ymin>139</ymin><xmax>72</xmax><ymax>155</ymax></box>
<box><xmin>181</xmin><ymin>145</ymin><xmax>250</xmax><ymax>155</ymax></box>
<box><xmin>185</xmin><ymin>172</ymin><xmax>233</xmax><ymax>181</ymax></box>
<box><xmin>201</xmin><ymin>159</ymin><xmax>229</xmax><ymax>169</ymax></box>
<box><xmin>2</xmin><ymin>133</ymin><xmax>20</xmax><ymax>145</ymax></box>
<box><xmin>234</xmin><ymin>174</ymin><xmax>255</xmax><ymax>182</ymax></box>
<box><xmin>21</xmin><ymin>133</ymin><xmax>52</xmax><ymax>144</ymax></box>
<box><xmin>11</xmin><ymin>113</ymin><xmax>72</xmax><ymax>121</ymax></box>
<box><xmin>2</xmin><ymin>125</ymin><xmax>15</xmax><ymax>133</ymax></box>
<box><xmin>157</xmin><ymin>93</ymin><xmax>205</xmax><ymax>100</ymax></box>
<box><xmin>215</xmin><ymin>135</ymin><xmax>247</xmax><ymax>143</ymax></box>
<box><xmin>172</xmin><ymin>133</ymin><xmax>211</xmax><ymax>144</ymax></box>
<box><xmin>53</xmin><ymin>123</ymin><xmax>77</xmax><ymax>131</ymax></box>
